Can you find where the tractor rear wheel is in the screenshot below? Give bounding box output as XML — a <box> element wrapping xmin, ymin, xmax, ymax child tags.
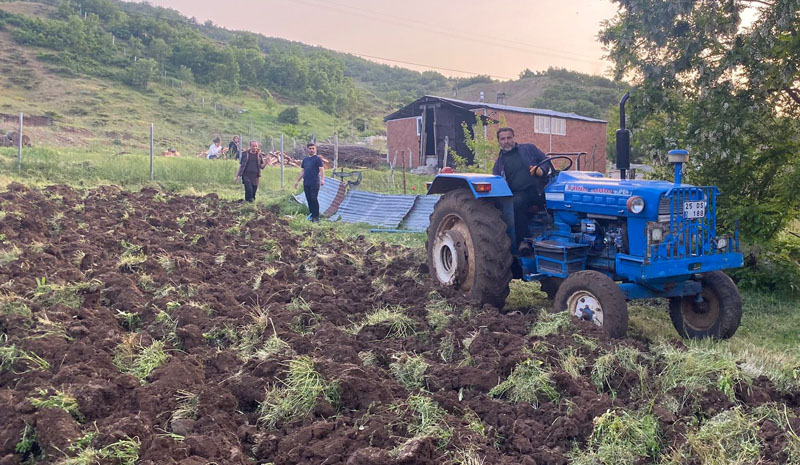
<box><xmin>669</xmin><ymin>271</ymin><xmax>742</xmax><ymax>339</ymax></box>
<box><xmin>553</xmin><ymin>271</ymin><xmax>628</xmax><ymax>338</ymax></box>
<box><xmin>427</xmin><ymin>189</ymin><xmax>513</xmax><ymax>309</ymax></box>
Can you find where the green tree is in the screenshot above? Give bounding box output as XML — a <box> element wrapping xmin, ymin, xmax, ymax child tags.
<box><xmin>278</xmin><ymin>106</ymin><xmax>300</xmax><ymax>125</ymax></box>
<box><xmin>126</xmin><ymin>57</ymin><xmax>158</xmax><ymax>88</ymax></box>
<box><xmin>451</xmin><ymin>114</ymin><xmax>502</xmax><ymax>173</ymax></box>
<box><xmin>600</xmin><ymin>0</ymin><xmax>800</xmax><ymax>243</ymax></box>
<box><xmin>147</xmin><ymin>37</ymin><xmax>171</xmax><ymax>64</ymax></box>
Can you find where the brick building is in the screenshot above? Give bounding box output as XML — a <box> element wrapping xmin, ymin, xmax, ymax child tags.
<box><xmin>384</xmin><ymin>95</ymin><xmax>608</xmax><ymax>173</ymax></box>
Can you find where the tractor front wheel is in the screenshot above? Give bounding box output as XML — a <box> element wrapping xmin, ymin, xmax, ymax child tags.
<box><xmin>669</xmin><ymin>271</ymin><xmax>742</xmax><ymax>339</ymax></box>
<box><xmin>427</xmin><ymin>189</ymin><xmax>513</xmax><ymax>309</ymax></box>
<box><xmin>553</xmin><ymin>271</ymin><xmax>628</xmax><ymax>338</ymax></box>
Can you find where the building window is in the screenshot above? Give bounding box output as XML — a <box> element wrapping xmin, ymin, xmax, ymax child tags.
<box><xmin>416</xmin><ymin>116</ymin><xmax>423</xmax><ymax>136</ymax></box>
<box><xmin>534</xmin><ymin>115</ymin><xmax>566</xmax><ymax>136</ymax></box>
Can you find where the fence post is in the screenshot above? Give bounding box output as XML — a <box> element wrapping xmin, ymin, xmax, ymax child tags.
<box><xmin>443</xmin><ymin>135</ymin><xmax>449</xmax><ymax>169</ymax></box>
<box><xmin>402</xmin><ymin>150</ymin><xmax>406</xmax><ymax>195</ymax></box>
<box><xmin>149</xmin><ymin>123</ymin><xmax>154</xmax><ymax>181</ymax></box>
<box><xmin>280</xmin><ymin>134</ymin><xmax>285</xmax><ymax>190</ymax></box>
<box><xmin>333</xmin><ymin>132</ymin><xmax>339</xmax><ymax>172</ymax></box>
<box><xmin>238</xmin><ymin>134</ymin><xmax>242</xmax><ymax>160</ymax></box>
<box><xmin>17</xmin><ymin>113</ymin><xmax>22</xmax><ymax>171</ymax></box>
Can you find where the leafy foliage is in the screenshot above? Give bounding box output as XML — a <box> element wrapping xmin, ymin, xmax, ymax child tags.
<box><xmin>600</xmin><ymin>0</ymin><xmax>800</xmax><ymax>244</ymax></box>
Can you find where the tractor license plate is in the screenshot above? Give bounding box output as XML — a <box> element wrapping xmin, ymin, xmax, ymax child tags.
<box><xmin>683</xmin><ymin>201</ymin><xmax>706</xmax><ymax>219</ymax></box>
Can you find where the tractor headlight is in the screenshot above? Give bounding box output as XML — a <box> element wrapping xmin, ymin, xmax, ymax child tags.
<box><xmin>627</xmin><ymin>196</ymin><xmax>645</xmax><ymax>214</ymax></box>
<box><xmin>716</xmin><ymin>237</ymin><xmax>728</xmax><ymax>251</ymax></box>
<box><xmin>651</xmin><ymin>227</ymin><xmax>663</xmax><ymax>242</ymax></box>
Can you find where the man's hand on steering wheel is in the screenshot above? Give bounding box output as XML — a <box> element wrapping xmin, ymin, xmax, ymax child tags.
<box><xmin>529</xmin><ymin>155</ymin><xmax>574</xmax><ymax>178</ymax></box>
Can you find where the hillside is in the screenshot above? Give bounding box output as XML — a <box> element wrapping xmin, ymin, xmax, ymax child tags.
<box><xmin>0</xmin><ymin>0</ymin><xmax>625</xmax><ymax>153</ymax></box>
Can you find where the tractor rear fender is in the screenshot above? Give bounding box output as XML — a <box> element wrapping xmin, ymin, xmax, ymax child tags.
<box><xmin>427</xmin><ymin>173</ymin><xmax>513</xmax><ymax>198</ymax></box>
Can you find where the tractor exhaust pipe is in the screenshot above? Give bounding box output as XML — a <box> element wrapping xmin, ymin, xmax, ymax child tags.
<box><xmin>616</xmin><ymin>92</ymin><xmax>631</xmax><ymax>180</ymax></box>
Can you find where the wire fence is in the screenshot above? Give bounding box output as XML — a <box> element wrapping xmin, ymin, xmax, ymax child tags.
<box><xmin>2</xmin><ymin>113</ymin><xmax>402</xmax><ymax>192</ymax></box>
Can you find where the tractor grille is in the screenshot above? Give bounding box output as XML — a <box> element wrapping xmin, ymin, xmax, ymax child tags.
<box><xmin>650</xmin><ymin>187</ymin><xmax>728</xmax><ymax>260</ymax></box>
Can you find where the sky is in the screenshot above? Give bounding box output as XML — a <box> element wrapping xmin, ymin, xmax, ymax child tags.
<box><xmin>129</xmin><ymin>0</ymin><xmax>620</xmax><ymax>80</ymax></box>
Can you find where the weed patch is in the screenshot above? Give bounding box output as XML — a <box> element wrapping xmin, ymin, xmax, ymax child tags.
<box><xmin>258</xmin><ymin>356</ymin><xmax>338</xmax><ymax>430</ymax></box>
<box><xmin>489</xmin><ymin>359</ymin><xmax>559</xmax><ymax>407</ymax></box>
<box><xmin>112</xmin><ymin>336</ymin><xmax>169</xmax><ymax>383</ymax></box>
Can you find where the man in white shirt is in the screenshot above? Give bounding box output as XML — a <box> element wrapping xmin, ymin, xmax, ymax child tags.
<box><xmin>208</xmin><ymin>137</ymin><xmax>226</xmax><ymax>159</ymax></box>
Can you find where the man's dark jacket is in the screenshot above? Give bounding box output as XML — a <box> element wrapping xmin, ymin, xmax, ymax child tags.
<box><xmin>492</xmin><ymin>143</ymin><xmax>549</xmax><ymax>193</ymax></box>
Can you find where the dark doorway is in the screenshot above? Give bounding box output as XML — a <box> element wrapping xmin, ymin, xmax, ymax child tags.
<box><xmin>424</xmin><ymin>107</ymin><xmax>435</xmax><ymax>156</ymax></box>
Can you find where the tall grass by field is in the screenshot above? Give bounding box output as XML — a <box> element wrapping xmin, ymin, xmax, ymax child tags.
<box><xmin>0</xmin><ymin>146</ymin><xmax>433</xmax><ymax>197</ymax></box>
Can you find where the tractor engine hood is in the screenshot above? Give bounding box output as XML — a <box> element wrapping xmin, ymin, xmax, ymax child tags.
<box><xmin>544</xmin><ymin>171</ymin><xmax>693</xmax><ymax>219</ymax></box>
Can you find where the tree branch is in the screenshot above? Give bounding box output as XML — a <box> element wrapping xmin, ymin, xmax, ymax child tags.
<box><xmin>785</xmin><ymin>87</ymin><xmax>800</xmax><ymax>105</ymax></box>
<box><xmin>741</xmin><ymin>0</ymin><xmax>774</xmax><ymax>6</ymax></box>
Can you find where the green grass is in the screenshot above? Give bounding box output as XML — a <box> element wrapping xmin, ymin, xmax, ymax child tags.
<box><xmin>112</xmin><ymin>336</ymin><xmax>170</xmax><ymax>383</ymax></box>
<box><xmin>684</xmin><ymin>407</ymin><xmax>761</xmax><ymax>465</ymax></box>
<box><xmin>257</xmin><ymin>356</ymin><xmax>338</xmax><ymax>430</ymax></box>
<box><xmin>59</xmin><ymin>435</ymin><xmax>140</xmax><ymax>465</ymax></box>
<box><xmin>529</xmin><ymin>309</ymin><xmax>572</xmax><ymax>337</ymax></box>
<box><xmin>489</xmin><ymin>359</ymin><xmax>560</xmax><ymax>407</ymax></box>
<box><xmin>0</xmin><ymin>334</ymin><xmax>50</xmax><ymax>373</ymax></box>
<box><xmin>29</xmin><ymin>388</ymin><xmax>84</xmax><ymax>422</ymax></box>
<box><xmin>569</xmin><ymin>409</ymin><xmax>661</xmax><ymax>465</ymax></box>
<box><xmin>653</xmin><ymin>341</ymin><xmax>750</xmax><ymax>402</ymax></box>
<box><xmin>404</xmin><ymin>394</ymin><xmax>452</xmax><ymax>449</ymax></box>
<box><xmin>591</xmin><ymin>346</ymin><xmax>647</xmax><ymax>398</ymax></box>
<box><xmin>350</xmin><ymin>304</ymin><xmax>416</xmax><ymax>339</ymax></box>
<box><xmin>389</xmin><ymin>354</ymin><xmax>429</xmax><ymax>391</ymax></box>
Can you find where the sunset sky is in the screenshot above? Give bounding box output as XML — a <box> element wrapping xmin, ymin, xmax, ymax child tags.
<box><xmin>128</xmin><ymin>0</ymin><xmax>620</xmax><ymax>79</ymax></box>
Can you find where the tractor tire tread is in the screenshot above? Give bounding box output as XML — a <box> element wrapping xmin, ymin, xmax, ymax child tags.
<box><xmin>668</xmin><ymin>271</ymin><xmax>742</xmax><ymax>339</ymax></box>
<box><xmin>552</xmin><ymin>270</ymin><xmax>628</xmax><ymax>338</ymax></box>
<box><xmin>427</xmin><ymin>189</ymin><xmax>513</xmax><ymax>309</ymax></box>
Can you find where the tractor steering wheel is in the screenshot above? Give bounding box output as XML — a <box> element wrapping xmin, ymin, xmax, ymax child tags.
<box><xmin>532</xmin><ymin>155</ymin><xmax>574</xmax><ymax>177</ymax></box>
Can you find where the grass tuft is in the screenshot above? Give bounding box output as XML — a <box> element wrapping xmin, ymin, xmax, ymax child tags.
<box><xmin>404</xmin><ymin>394</ymin><xmax>452</xmax><ymax>449</ymax></box>
<box><xmin>685</xmin><ymin>407</ymin><xmax>761</xmax><ymax>465</ymax></box>
<box><xmin>653</xmin><ymin>341</ymin><xmax>750</xmax><ymax>402</ymax></box>
<box><xmin>390</xmin><ymin>353</ymin><xmax>429</xmax><ymax>391</ymax></box>
<box><xmin>569</xmin><ymin>409</ymin><xmax>661</xmax><ymax>465</ymax></box>
<box><xmin>529</xmin><ymin>310</ymin><xmax>572</xmax><ymax>337</ymax></box>
<box><xmin>258</xmin><ymin>356</ymin><xmax>338</xmax><ymax>430</ymax></box>
<box><xmin>591</xmin><ymin>346</ymin><xmax>648</xmax><ymax>398</ymax></box>
<box><xmin>351</xmin><ymin>304</ymin><xmax>415</xmax><ymax>338</ymax></box>
<box><xmin>112</xmin><ymin>336</ymin><xmax>170</xmax><ymax>383</ymax></box>
<box><xmin>29</xmin><ymin>388</ymin><xmax>84</xmax><ymax>422</ymax></box>
<box><xmin>489</xmin><ymin>359</ymin><xmax>559</xmax><ymax>407</ymax></box>
<box><xmin>0</xmin><ymin>334</ymin><xmax>50</xmax><ymax>373</ymax></box>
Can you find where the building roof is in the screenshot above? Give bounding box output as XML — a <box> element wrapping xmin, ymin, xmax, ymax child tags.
<box><xmin>384</xmin><ymin>95</ymin><xmax>607</xmax><ymax>124</ymax></box>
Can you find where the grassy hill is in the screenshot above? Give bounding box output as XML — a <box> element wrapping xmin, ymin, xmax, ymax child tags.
<box><xmin>0</xmin><ymin>0</ymin><xmax>626</xmax><ymax>155</ymax></box>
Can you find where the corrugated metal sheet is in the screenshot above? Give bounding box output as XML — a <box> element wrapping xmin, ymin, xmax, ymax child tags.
<box><xmin>293</xmin><ymin>177</ymin><xmax>346</xmax><ymax>217</ymax></box>
<box><xmin>400</xmin><ymin>195</ymin><xmax>440</xmax><ymax>232</ymax></box>
<box><xmin>333</xmin><ymin>191</ymin><xmax>417</xmax><ymax>228</ymax></box>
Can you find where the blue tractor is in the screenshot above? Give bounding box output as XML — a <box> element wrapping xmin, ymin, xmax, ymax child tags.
<box><xmin>425</xmin><ymin>94</ymin><xmax>743</xmax><ymax>339</ymax></box>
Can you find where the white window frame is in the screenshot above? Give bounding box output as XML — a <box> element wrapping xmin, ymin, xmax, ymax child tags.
<box><xmin>416</xmin><ymin>116</ymin><xmax>423</xmax><ymax>136</ymax></box>
<box><xmin>534</xmin><ymin>115</ymin><xmax>566</xmax><ymax>136</ymax></box>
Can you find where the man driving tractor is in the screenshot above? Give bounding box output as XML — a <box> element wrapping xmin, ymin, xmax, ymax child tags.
<box><xmin>491</xmin><ymin>127</ymin><xmax>552</xmax><ymax>252</ymax></box>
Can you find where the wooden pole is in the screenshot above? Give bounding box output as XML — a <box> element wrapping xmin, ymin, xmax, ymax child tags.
<box><xmin>17</xmin><ymin>113</ymin><xmax>22</xmax><ymax>171</ymax></box>
<box><xmin>333</xmin><ymin>132</ymin><xmax>339</xmax><ymax>172</ymax></box>
<box><xmin>280</xmin><ymin>134</ymin><xmax>285</xmax><ymax>190</ymax></box>
<box><xmin>402</xmin><ymin>150</ymin><xmax>406</xmax><ymax>195</ymax></box>
<box><xmin>149</xmin><ymin>123</ymin><xmax>154</xmax><ymax>181</ymax></box>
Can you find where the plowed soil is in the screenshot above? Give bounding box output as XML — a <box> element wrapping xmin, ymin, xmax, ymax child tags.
<box><xmin>1</xmin><ymin>183</ymin><xmax>798</xmax><ymax>465</ymax></box>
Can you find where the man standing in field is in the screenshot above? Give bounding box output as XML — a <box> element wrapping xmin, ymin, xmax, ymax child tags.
<box><xmin>235</xmin><ymin>140</ymin><xmax>267</xmax><ymax>202</ymax></box>
<box><xmin>294</xmin><ymin>142</ymin><xmax>325</xmax><ymax>222</ymax></box>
